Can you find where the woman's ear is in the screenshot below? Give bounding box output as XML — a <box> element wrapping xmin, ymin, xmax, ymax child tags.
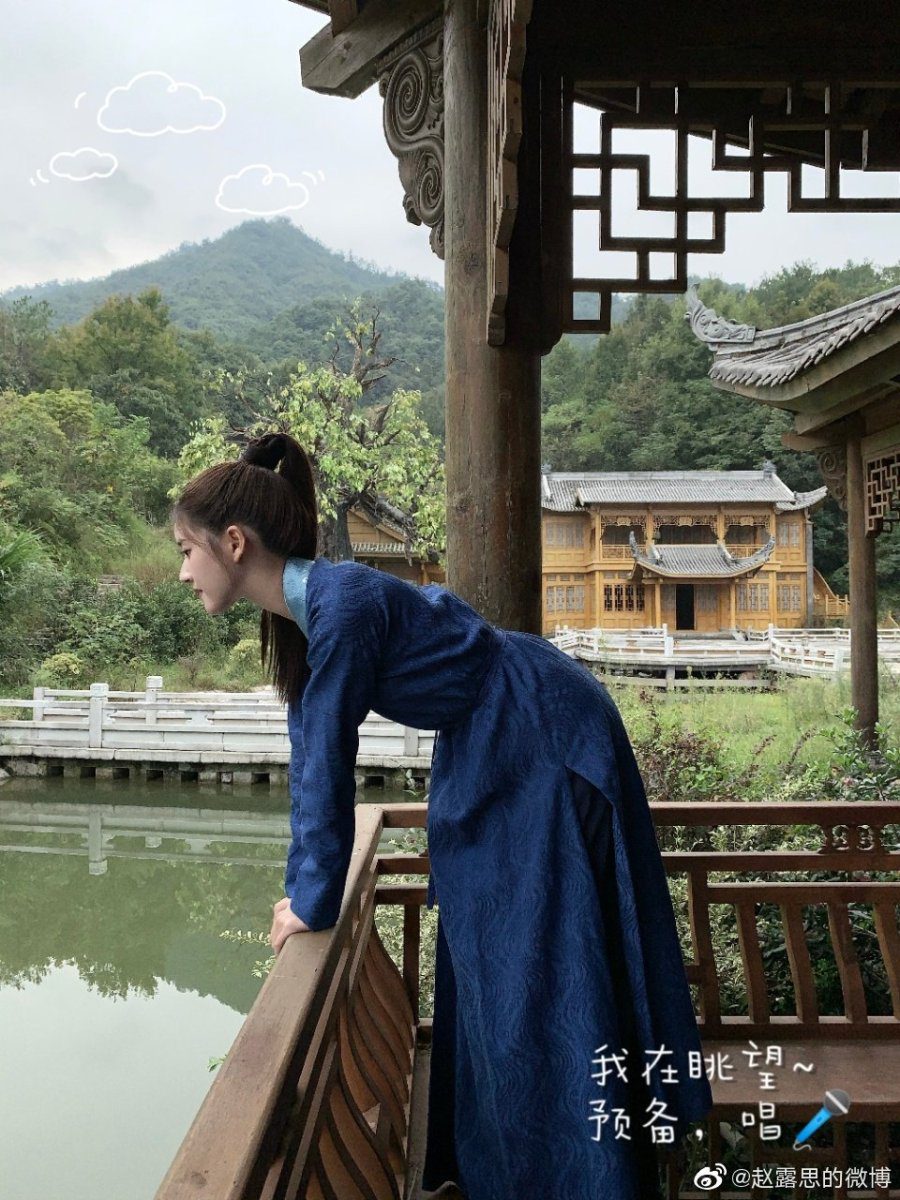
<box><xmin>224</xmin><ymin>523</ymin><xmax>249</xmax><ymax>563</ymax></box>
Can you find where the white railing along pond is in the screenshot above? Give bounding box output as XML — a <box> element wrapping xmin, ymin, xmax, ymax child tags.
<box><xmin>550</xmin><ymin>624</ymin><xmax>900</xmax><ymax>678</ymax></box>
<box><xmin>0</xmin><ymin>677</ymin><xmax>435</xmax><ymax>762</ymax></box>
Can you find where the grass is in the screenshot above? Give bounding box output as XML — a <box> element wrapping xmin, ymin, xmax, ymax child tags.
<box><xmin>609</xmin><ymin>671</ymin><xmax>900</xmax><ymax>785</ymax></box>
<box><xmin>100</xmin><ymin>521</ymin><xmax>182</xmax><ymax>588</ymax></box>
<box><xmin>97</xmin><ymin>649</ymin><xmax>269</xmax><ymax>695</ymax></box>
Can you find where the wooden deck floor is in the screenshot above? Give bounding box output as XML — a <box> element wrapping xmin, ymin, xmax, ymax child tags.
<box><xmin>405</xmin><ymin>1042</ymin><xmax>467</xmax><ymax>1200</ymax></box>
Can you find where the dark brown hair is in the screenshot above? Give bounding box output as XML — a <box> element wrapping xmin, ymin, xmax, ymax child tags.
<box><xmin>170</xmin><ymin>432</ymin><xmax>318</xmax><ymax>705</ymax></box>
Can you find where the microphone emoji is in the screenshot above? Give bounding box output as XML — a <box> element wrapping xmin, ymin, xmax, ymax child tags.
<box><xmin>793</xmin><ymin>1089</ymin><xmax>851</xmax><ymax>1150</ymax></box>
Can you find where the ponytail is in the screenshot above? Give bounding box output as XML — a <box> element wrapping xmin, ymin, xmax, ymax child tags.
<box><xmin>171</xmin><ymin>432</ymin><xmax>318</xmax><ymax>705</ymax></box>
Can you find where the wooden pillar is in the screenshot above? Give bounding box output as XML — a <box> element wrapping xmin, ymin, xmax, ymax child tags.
<box><xmin>766</xmin><ymin>569</ymin><xmax>777</xmax><ymax>630</ymax></box>
<box><xmin>846</xmin><ymin>431</ymin><xmax>879</xmax><ymax>743</ymax></box>
<box><xmin>729</xmin><ymin>582</ymin><xmax>737</xmax><ymax>630</ymax></box>
<box><xmin>443</xmin><ymin>0</ymin><xmax>542</xmax><ymax>632</ymax></box>
<box><xmin>804</xmin><ymin>513</ymin><xmax>816</xmax><ymax>627</ymax></box>
<box><xmin>592</xmin><ymin>513</ymin><xmax>601</xmax><ymax>629</ymax></box>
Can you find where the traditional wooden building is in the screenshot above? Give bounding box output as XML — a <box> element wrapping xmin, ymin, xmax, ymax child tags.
<box><xmin>348</xmin><ymin>493</ymin><xmax>445</xmax><ymax>585</ymax></box>
<box><xmin>541</xmin><ymin>466</ymin><xmax>843</xmax><ymax>635</ymax></box>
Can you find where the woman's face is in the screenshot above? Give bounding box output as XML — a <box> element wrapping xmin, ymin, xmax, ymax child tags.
<box><xmin>174</xmin><ymin>521</ymin><xmax>241</xmax><ymax>615</ymax></box>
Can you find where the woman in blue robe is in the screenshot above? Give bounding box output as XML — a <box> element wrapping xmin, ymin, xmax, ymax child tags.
<box><xmin>172</xmin><ymin>432</ymin><xmax>712</xmax><ymax>1200</ymax></box>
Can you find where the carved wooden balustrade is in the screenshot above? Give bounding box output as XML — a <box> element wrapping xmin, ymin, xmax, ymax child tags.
<box><xmin>156</xmin><ymin>799</ymin><xmax>900</xmax><ymax>1200</ymax></box>
<box><xmin>155</xmin><ymin>804</ymin><xmax>425</xmax><ymax>1200</ymax></box>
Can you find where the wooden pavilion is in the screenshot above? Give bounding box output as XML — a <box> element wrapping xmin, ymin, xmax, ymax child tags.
<box><xmin>156</xmin><ymin>5</ymin><xmax>900</xmax><ymax>1199</ymax></box>
<box><xmin>286</xmin><ymin>0</ymin><xmax>900</xmax><ymax>641</ymax></box>
<box><xmin>689</xmin><ymin>285</ymin><xmax>900</xmax><ymax>740</ymax></box>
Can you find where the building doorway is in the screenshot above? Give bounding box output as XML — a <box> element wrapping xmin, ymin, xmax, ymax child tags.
<box><xmin>675</xmin><ymin>584</ymin><xmax>695</xmax><ymax>631</ymax></box>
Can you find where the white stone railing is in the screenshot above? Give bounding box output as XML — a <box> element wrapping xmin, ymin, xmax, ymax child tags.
<box><xmin>550</xmin><ymin>624</ymin><xmax>900</xmax><ymax>676</ymax></box>
<box><xmin>0</xmin><ymin>677</ymin><xmax>435</xmax><ymax>762</ymax></box>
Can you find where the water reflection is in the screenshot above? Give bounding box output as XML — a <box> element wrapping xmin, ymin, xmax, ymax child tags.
<box><xmin>0</xmin><ymin>775</ymin><xmax>415</xmax><ymax>1200</ymax></box>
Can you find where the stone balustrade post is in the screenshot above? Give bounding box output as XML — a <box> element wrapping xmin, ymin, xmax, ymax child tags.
<box><xmin>145</xmin><ymin>676</ymin><xmax>163</xmax><ymax>725</ymax></box>
<box><xmin>404</xmin><ymin>726</ymin><xmax>420</xmax><ymax>756</ymax></box>
<box><xmin>88</xmin><ymin>683</ymin><xmax>109</xmax><ymax>749</ymax></box>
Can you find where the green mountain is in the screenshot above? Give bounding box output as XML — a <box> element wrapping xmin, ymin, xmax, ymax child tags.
<box><xmin>1</xmin><ymin>218</ymin><xmax>440</xmax><ymax>343</ymax></box>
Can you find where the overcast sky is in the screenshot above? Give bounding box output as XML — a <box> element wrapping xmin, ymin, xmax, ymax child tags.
<box><xmin>3</xmin><ymin>0</ymin><xmax>900</xmax><ymax>297</ymax></box>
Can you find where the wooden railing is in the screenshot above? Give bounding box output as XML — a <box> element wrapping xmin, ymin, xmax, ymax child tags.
<box><xmin>156</xmin><ymin>804</ymin><xmax>425</xmax><ymax>1200</ymax></box>
<box><xmin>156</xmin><ymin>800</ymin><xmax>900</xmax><ymax>1200</ymax></box>
<box><xmin>818</xmin><ymin>594</ymin><xmax>851</xmax><ymax>619</ymax></box>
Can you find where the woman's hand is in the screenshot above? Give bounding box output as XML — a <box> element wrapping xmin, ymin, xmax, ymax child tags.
<box><xmin>270</xmin><ymin>898</ymin><xmax>310</xmax><ymax>952</ymax></box>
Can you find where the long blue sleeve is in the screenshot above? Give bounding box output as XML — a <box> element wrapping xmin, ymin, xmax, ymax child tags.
<box><xmin>284</xmin><ymin>697</ymin><xmax>306</xmax><ymax>898</ymax></box>
<box><xmin>285</xmin><ymin>571</ymin><xmax>384</xmax><ymax>932</ymax></box>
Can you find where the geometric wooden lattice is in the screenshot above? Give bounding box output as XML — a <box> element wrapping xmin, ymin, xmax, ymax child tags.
<box><xmin>867</xmin><ymin>450</ymin><xmax>900</xmax><ymax>535</ymax></box>
<box><xmin>561</xmin><ymin>82</ymin><xmax>900</xmax><ymax>334</ymax></box>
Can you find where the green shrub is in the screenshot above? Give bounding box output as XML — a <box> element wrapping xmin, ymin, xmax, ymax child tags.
<box><xmin>33</xmin><ymin>651</ymin><xmax>88</xmax><ymax>688</ymax></box>
<box><xmin>124</xmin><ymin>578</ymin><xmax>222</xmax><ymax>663</ymax></box>
<box><xmin>57</xmin><ymin>584</ymin><xmax>148</xmax><ymax>668</ymax></box>
<box><xmin>226</xmin><ymin>637</ymin><xmax>264</xmax><ymax>681</ymax></box>
<box><xmin>0</xmin><ymin>558</ymin><xmax>80</xmax><ymax>688</ymax></box>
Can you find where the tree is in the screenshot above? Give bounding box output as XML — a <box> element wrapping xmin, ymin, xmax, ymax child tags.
<box><xmin>0</xmin><ymin>296</ymin><xmax>54</xmax><ymax>393</ymax></box>
<box><xmin>173</xmin><ymin>304</ymin><xmax>446</xmax><ymax>563</ymax></box>
<box><xmin>0</xmin><ymin>528</ymin><xmax>44</xmax><ymax>592</ymax></box>
<box><xmin>46</xmin><ymin>288</ymin><xmax>206</xmax><ymax>456</ymax></box>
<box><xmin>0</xmin><ymin>388</ymin><xmax>175</xmax><ymax>567</ymax></box>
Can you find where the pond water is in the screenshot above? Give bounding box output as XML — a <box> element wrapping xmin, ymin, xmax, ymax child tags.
<box><xmin>0</xmin><ymin>774</ymin><xmax>414</xmax><ymax>1200</ymax></box>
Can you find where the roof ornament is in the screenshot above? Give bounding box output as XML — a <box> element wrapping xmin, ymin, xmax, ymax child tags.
<box><xmin>685</xmin><ymin>286</ymin><xmax>757</xmax><ymax>345</ymax></box>
<box><xmin>629</xmin><ymin>530</ymin><xmax>661</xmax><ymax>563</ymax></box>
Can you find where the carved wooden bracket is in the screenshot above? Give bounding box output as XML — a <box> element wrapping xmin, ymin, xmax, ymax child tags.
<box><xmin>377</xmin><ymin>18</ymin><xmax>445</xmax><ymax>258</ymax></box>
<box><xmin>815</xmin><ymin>445</ymin><xmax>848</xmax><ymax>513</ymax></box>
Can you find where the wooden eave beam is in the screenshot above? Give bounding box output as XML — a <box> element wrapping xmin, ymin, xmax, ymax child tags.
<box><xmin>528</xmin><ymin>1</ymin><xmax>900</xmax><ymax>81</ymax></box>
<box><xmin>864</xmin><ymin>391</ymin><xmax>900</xmax><ymax>438</ymax></box>
<box><xmin>328</xmin><ymin>0</ymin><xmax>359</xmax><ymax>36</ymax></box>
<box><xmin>793</xmin><ymin>383</ymin><xmax>896</xmax><ymax>436</ymax></box>
<box><xmin>299</xmin><ymin>0</ymin><xmax>441</xmax><ymax>97</ymax></box>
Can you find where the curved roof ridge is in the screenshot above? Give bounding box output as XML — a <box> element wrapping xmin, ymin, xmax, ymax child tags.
<box><xmin>628</xmin><ymin>533</ymin><xmax>777</xmax><ymax>579</ymax></box>
<box><xmin>691</xmin><ymin>284</ymin><xmax>900</xmax><ymax>390</ymax></box>
<box><xmin>735</xmin><ymin>282</ymin><xmax>900</xmax><ymax>348</ymax></box>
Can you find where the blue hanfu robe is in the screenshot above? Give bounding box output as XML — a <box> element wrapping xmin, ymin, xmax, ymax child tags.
<box><xmin>281</xmin><ymin>556</ymin><xmax>712</xmax><ymax>1200</ymax></box>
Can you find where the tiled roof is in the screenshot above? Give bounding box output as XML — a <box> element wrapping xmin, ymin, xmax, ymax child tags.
<box><xmin>541</xmin><ymin>469</ymin><xmax>822</xmax><ymax>510</ymax></box>
<box><xmin>629</xmin><ymin>533</ymin><xmax>776</xmax><ymax>579</ymax></box>
<box><xmin>775</xmin><ymin>487</ymin><xmax>828</xmax><ymax>513</ymax></box>
<box><xmin>688</xmin><ymin>284</ymin><xmax>900</xmax><ymax>389</ymax></box>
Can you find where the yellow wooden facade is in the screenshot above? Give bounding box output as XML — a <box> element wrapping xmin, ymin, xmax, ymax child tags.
<box><xmin>541</xmin><ymin>479</ymin><xmax>844</xmax><ymax>635</ymax></box>
<box><xmin>348</xmin><ymin>506</ymin><xmax>445</xmax><ymax>586</ymax></box>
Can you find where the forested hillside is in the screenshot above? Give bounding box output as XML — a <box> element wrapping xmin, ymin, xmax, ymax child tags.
<box><xmin>0</xmin><ymin>219</ymin><xmax>424</xmax><ymax>341</ymax></box>
<box><xmin>1</xmin><ymin>229</ymin><xmax>899</xmax><ymax>695</ymax></box>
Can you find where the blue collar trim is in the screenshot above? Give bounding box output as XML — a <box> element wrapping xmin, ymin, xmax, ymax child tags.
<box><xmin>282</xmin><ymin>557</ymin><xmax>315</xmax><ymax>636</ymax></box>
